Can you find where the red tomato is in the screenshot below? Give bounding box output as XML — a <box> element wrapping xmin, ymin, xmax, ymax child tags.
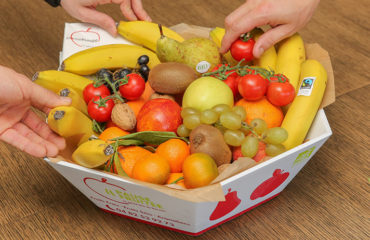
<box><xmin>83</xmin><ymin>83</ymin><xmax>111</xmax><ymax>104</ymax></box>
<box><xmin>119</xmin><ymin>73</ymin><xmax>145</xmax><ymax>100</ymax></box>
<box><xmin>238</xmin><ymin>74</ymin><xmax>268</xmax><ymax>101</ymax></box>
<box><xmin>211</xmin><ymin>64</ymin><xmax>239</xmax><ymax>99</ymax></box>
<box><xmin>87</xmin><ymin>95</ymin><xmax>115</xmax><ymax>122</ymax></box>
<box><xmin>267</xmin><ymin>82</ymin><xmax>296</xmax><ymax>106</ymax></box>
<box><xmin>230</xmin><ymin>38</ymin><xmax>255</xmax><ymax>62</ymax></box>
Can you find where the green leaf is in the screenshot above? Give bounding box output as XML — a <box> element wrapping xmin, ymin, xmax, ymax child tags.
<box><xmin>111</xmin><ymin>131</ymin><xmax>188</xmax><ymax>146</ymax></box>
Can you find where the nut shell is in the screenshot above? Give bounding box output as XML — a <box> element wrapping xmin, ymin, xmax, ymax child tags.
<box><xmin>111</xmin><ymin>103</ymin><xmax>136</xmax><ymax>131</ymax></box>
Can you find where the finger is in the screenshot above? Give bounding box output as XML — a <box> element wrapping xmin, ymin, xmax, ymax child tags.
<box><xmin>253</xmin><ymin>24</ymin><xmax>295</xmax><ymax>58</ymax></box>
<box><xmin>120</xmin><ymin>0</ymin><xmax>138</xmax><ymax>21</ymax></box>
<box><xmin>77</xmin><ymin>7</ymin><xmax>118</xmax><ymax>36</ymax></box>
<box><xmin>131</xmin><ymin>0</ymin><xmax>152</xmax><ymax>21</ymax></box>
<box><xmin>22</xmin><ymin>109</ymin><xmax>66</xmax><ymax>150</ymax></box>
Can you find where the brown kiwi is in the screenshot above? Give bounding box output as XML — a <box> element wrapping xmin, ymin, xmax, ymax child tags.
<box><xmin>148</xmin><ymin>62</ymin><xmax>197</xmax><ymax>94</ymax></box>
<box><xmin>189</xmin><ymin>124</ymin><xmax>232</xmax><ymax>166</ymax></box>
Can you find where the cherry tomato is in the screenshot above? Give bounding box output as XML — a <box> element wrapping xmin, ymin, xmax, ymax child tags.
<box><xmin>211</xmin><ymin>64</ymin><xmax>240</xmax><ymax>99</ymax></box>
<box><xmin>119</xmin><ymin>73</ymin><xmax>145</xmax><ymax>100</ymax></box>
<box><xmin>83</xmin><ymin>83</ymin><xmax>110</xmax><ymax>104</ymax></box>
<box><xmin>230</xmin><ymin>38</ymin><xmax>255</xmax><ymax>62</ymax></box>
<box><xmin>267</xmin><ymin>82</ymin><xmax>296</xmax><ymax>106</ymax></box>
<box><xmin>238</xmin><ymin>74</ymin><xmax>268</xmax><ymax>101</ymax></box>
<box><xmin>87</xmin><ymin>95</ymin><xmax>115</xmax><ymax>122</ymax></box>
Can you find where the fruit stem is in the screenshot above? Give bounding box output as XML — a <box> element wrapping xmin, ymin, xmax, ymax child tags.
<box><xmin>170</xmin><ymin>176</ymin><xmax>184</xmax><ymax>184</ymax></box>
<box><xmin>92</xmin><ymin>119</ymin><xmax>106</xmax><ymax>133</ymax></box>
<box><xmin>158</xmin><ymin>24</ymin><xmax>164</xmax><ymax>38</ymax></box>
<box><xmin>241</xmin><ymin>121</ymin><xmax>261</xmax><ymax>140</ymax></box>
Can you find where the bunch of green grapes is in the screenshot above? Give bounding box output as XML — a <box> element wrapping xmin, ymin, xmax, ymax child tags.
<box><xmin>177</xmin><ymin>104</ymin><xmax>289</xmax><ymax>158</ymax></box>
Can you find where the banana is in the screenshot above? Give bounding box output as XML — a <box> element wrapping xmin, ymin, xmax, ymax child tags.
<box><xmin>281</xmin><ymin>59</ymin><xmax>327</xmax><ymax>150</ymax></box>
<box><xmin>72</xmin><ymin>139</ymin><xmax>114</xmax><ymax>168</ymax></box>
<box><xmin>209</xmin><ymin>27</ymin><xmax>238</xmax><ymax>66</ymax></box>
<box><xmin>32</xmin><ymin>70</ymin><xmax>92</xmax><ymax>99</ymax></box>
<box><xmin>47</xmin><ymin>106</ymin><xmax>96</xmax><ymax>146</ymax></box>
<box><xmin>275</xmin><ymin>33</ymin><xmax>306</xmax><ymax>91</ymax></box>
<box><xmin>252</xmin><ymin>29</ymin><xmax>277</xmax><ymax>71</ymax></box>
<box><xmin>61</xmin><ymin>44</ymin><xmax>160</xmax><ymax>75</ymax></box>
<box><xmin>58</xmin><ymin>87</ymin><xmax>88</xmax><ymax>115</ymax></box>
<box><xmin>117</xmin><ymin>21</ymin><xmax>184</xmax><ymax>52</ymax></box>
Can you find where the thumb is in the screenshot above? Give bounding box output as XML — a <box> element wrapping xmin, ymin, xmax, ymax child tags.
<box><xmin>78</xmin><ymin>7</ymin><xmax>118</xmax><ymax>36</ymax></box>
<box><xmin>253</xmin><ymin>24</ymin><xmax>294</xmax><ymax>58</ymax></box>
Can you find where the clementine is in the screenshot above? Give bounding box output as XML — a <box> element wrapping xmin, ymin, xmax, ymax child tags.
<box><xmin>166</xmin><ymin>172</ymin><xmax>186</xmax><ymax>188</ymax></box>
<box><xmin>117</xmin><ymin>146</ymin><xmax>152</xmax><ymax>177</ymax></box>
<box><xmin>126</xmin><ymin>99</ymin><xmax>146</xmax><ymax>118</ymax></box>
<box><xmin>132</xmin><ymin>153</ymin><xmax>170</xmax><ymax>185</ymax></box>
<box><xmin>156</xmin><ymin>139</ymin><xmax>190</xmax><ymax>173</ymax></box>
<box><xmin>99</xmin><ymin>127</ymin><xmax>130</xmax><ymax>143</ymax></box>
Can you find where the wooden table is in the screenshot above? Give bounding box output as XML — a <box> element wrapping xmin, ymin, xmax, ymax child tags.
<box><xmin>1</xmin><ymin>0</ymin><xmax>369</xmax><ymax>239</ymax></box>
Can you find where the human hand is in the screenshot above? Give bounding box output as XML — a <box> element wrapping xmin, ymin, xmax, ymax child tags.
<box><xmin>0</xmin><ymin>66</ymin><xmax>72</xmax><ymax>158</ymax></box>
<box><xmin>220</xmin><ymin>0</ymin><xmax>320</xmax><ymax>58</ymax></box>
<box><xmin>60</xmin><ymin>0</ymin><xmax>151</xmax><ymax>36</ymax></box>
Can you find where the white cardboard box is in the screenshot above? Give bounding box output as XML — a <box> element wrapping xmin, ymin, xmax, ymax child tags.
<box><xmin>45</xmin><ymin>23</ymin><xmax>334</xmax><ymax>235</ymax></box>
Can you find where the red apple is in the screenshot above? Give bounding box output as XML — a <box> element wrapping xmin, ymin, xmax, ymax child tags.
<box><xmin>209</xmin><ymin>188</ymin><xmax>241</xmax><ymax>221</ymax></box>
<box><xmin>250</xmin><ymin>169</ymin><xmax>290</xmax><ymax>200</ymax></box>
<box><xmin>136</xmin><ymin>98</ymin><xmax>182</xmax><ymax>132</ymax></box>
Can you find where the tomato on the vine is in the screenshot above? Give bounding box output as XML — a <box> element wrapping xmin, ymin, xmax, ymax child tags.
<box><xmin>83</xmin><ymin>83</ymin><xmax>110</xmax><ymax>104</ymax></box>
<box><xmin>267</xmin><ymin>82</ymin><xmax>296</xmax><ymax>106</ymax></box>
<box><xmin>238</xmin><ymin>73</ymin><xmax>268</xmax><ymax>101</ymax></box>
<box><xmin>230</xmin><ymin>37</ymin><xmax>255</xmax><ymax>62</ymax></box>
<box><xmin>211</xmin><ymin>64</ymin><xmax>240</xmax><ymax>99</ymax></box>
<box><xmin>119</xmin><ymin>73</ymin><xmax>145</xmax><ymax>100</ymax></box>
<box><xmin>87</xmin><ymin>95</ymin><xmax>115</xmax><ymax>122</ymax></box>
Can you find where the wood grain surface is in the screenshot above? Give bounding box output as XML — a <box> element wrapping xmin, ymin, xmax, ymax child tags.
<box><xmin>0</xmin><ymin>0</ymin><xmax>369</xmax><ymax>239</ymax></box>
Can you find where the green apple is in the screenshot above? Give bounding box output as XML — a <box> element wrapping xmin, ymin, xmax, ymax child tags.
<box><xmin>182</xmin><ymin>77</ymin><xmax>234</xmax><ymax>111</ymax></box>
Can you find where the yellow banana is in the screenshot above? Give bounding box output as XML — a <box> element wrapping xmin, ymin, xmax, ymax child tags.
<box><xmin>275</xmin><ymin>33</ymin><xmax>306</xmax><ymax>91</ymax></box>
<box><xmin>209</xmin><ymin>27</ymin><xmax>238</xmax><ymax>66</ymax></box>
<box><xmin>72</xmin><ymin>139</ymin><xmax>114</xmax><ymax>168</ymax></box>
<box><xmin>252</xmin><ymin>29</ymin><xmax>277</xmax><ymax>71</ymax></box>
<box><xmin>32</xmin><ymin>70</ymin><xmax>92</xmax><ymax>99</ymax></box>
<box><xmin>117</xmin><ymin>21</ymin><xmax>184</xmax><ymax>52</ymax></box>
<box><xmin>58</xmin><ymin>87</ymin><xmax>88</xmax><ymax>115</ymax></box>
<box><xmin>47</xmin><ymin>106</ymin><xmax>96</xmax><ymax>146</ymax></box>
<box><xmin>281</xmin><ymin>59</ymin><xmax>327</xmax><ymax>150</ymax></box>
<box><xmin>61</xmin><ymin>44</ymin><xmax>160</xmax><ymax>75</ymax></box>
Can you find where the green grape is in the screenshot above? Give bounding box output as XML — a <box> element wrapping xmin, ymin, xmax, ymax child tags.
<box><xmin>183</xmin><ymin>114</ymin><xmax>201</xmax><ymax>130</ymax></box>
<box><xmin>177</xmin><ymin>124</ymin><xmax>191</xmax><ymax>137</ymax></box>
<box><xmin>262</xmin><ymin>127</ymin><xmax>288</xmax><ymax>144</ymax></box>
<box><xmin>212</xmin><ymin>104</ymin><xmax>231</xmax><ymax>115</ymax></box>
<box><xmin>215</xmin><ymin>124</ymin><xmax>228</xmax><ymax>134</ymax></box>
<box><xmin>181</xmin><ymin>107</ymin><xmax>200</xmax><ymax>118</ymax></box>
<box><xmin>265</xmin><ymin>144</ymin><xmax>286</xmax><ymax>156</ymax></box>
<box><xmin>224</xmin><ymin>130</ymin><xmax>245</xmax><ymax>147</ymax></box>
<box><xmin>241</xmin><ymin>136</ymin><xmax>259</xmax><ymax>158</ymax></box>
<box><xmin>200</xmin><ymin>109</ymin><xmax>219</xmax><ymax>125</ymax></box>
<box><xmin>232</xmin><ymin>106</ymin><xmax>247</xmax><ymax>120</ymax></box>
<box><xmin>250</xmin><ymin>118</ymin><xmax>268</xmax><ymax>135</ymax></box>
<box><xmin>220</xmin><ymin>111</ymin><xmax>242</xmax><ymax>130</ymax></box>
<box><xmin>240</xmin><ymin>122</ymin><xmax>251</xmax><ymax>135</ymax></box>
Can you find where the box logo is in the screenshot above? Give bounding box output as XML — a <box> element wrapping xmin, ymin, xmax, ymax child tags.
<box><xmin>293</xmin><ymin>147</ymin><xmax>316</xmax><ymax>166</ymax></box>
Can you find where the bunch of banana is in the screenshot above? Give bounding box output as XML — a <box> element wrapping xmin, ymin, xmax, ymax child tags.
<box><xmin>117</xmin><ymin>21</ymin><xmax>184</xmax><ymax>52</ymax></box>
<box><xmin>281</xmin><ymin>59</ymin><xmax>327</xmax><ymax>150</ymax></box>
<box><xmin>61</xmin><ymin>44</ymin><xmax>160</xmax><ymax>75</ymax></box>
<box><xmin>58</xmin><ymin>87</ymin><xmax>88</xmax><ymax>115</ymax></box>
<box><xmin>32</xmin><ymin>70</ymin><xmax>92</xmax><ymax>98</ymax></box>
<box><xmin>252</xmin><ymin>28</ymin><xmax>277</xmax><ymax>71</ymax></box>
<box><xmin>72</xmin><ymin>139</ymin><xmax>114</xmax><ymax>168</ymax></box>
<box><xmin>275</xmin><ymin>33</ymin><xmax>306</xmax><ymax>92</ymax></box>
<box><xmin>209</xmin><ymin>27</ymin><xmax>238</xmax><ymax>66</ymax></box>
<box><xmin>47</xmin><ymin>106</ymin><xmax>96</xmax><ymax>146</ymax></box>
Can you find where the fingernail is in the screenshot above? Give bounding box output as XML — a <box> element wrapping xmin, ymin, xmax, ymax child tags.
<box><xmin>255</xmin><ymin>47</ymin><xmax>264</xmax><ymax>58</ymax></box>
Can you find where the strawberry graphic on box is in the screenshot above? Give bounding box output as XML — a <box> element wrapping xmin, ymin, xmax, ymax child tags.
<box><xmin>209</xmin><ymin>188</ymin><xmax>241</xmax><ymax>221</ymax></box>
<box><xmin>250</xmin><ymin>169</ymin><xmax>289</xmax><ymax>200</ymax></box>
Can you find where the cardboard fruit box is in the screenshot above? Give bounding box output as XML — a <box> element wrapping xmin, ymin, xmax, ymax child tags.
<box><xmin>45</xmin><ymin>23</ymin><xmax>335</xmax><ymax>236</ymax></box>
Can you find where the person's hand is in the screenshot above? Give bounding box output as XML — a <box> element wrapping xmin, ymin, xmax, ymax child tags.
<box><xmin>220</xmin><ymin>0</ymin><xmax>320</xmax><ymax>58</ymax></box>
<box><xmin>0</xmin><ymin>66</ymin><xmax>72</xmax><ymax>158</ymax></box>
<box><xmin>60</xmin><ymin>0</ymin><xmax>152</xmax><ymax>36</ymax></box>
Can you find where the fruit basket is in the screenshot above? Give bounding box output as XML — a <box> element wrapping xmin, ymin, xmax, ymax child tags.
<box><xmin>44</xmin><ymin>23</ymin><xmax>335</xmax><ymax>235</ymax></box>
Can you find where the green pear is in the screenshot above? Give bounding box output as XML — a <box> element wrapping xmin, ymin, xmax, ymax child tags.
<box><xmin>156</xmin><ymin>24</ymin><xmax>183</xmax><ymax>63</ymax></box>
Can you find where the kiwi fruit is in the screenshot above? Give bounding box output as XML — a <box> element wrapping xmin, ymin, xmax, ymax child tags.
<box><xmin>189</xmin><ymin>124</ymin><xmax>232</xmax><ymax>166</ymax></box>
<box><xmin>148</xmin><ymin>62</ymin><xmax>197</xmax><ymax>94</ymax></box>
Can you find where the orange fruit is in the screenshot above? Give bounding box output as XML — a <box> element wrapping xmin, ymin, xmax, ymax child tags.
<box><xmin>156</xmin><ymin>139</ymin><xmax>190</xmax><ymax>173</ymax></box>
<box><xmin>127</xmin><ymin>99</ymin><xmax>146</xmax><ymax>117</ymax></box>
<box><xmin>142</xmin><ymin>81</ymin><xmax>154</xmax><ymax>101</ymax></box>
<box><xmin>182</xmin><ymin>153</ymin><xmax>219</xmax><ymax>189</ymax></box>
<box><xmin>132</xmin><ymin>153</ymin><xmax>170</xmax><ymax>185</ymax></box>
<box><xmin>106</xmin><ymin>119</ymin><xmax>119</xmax><ymax>128</ymax></box>
<box><xmin>117</xmin><ymin>146</ymin><xmax>153</xmax><ymax>177</ymax></box>
<box><xmin>166</xmin><ymin>172</ymin><xmax>186</xmax><ymax>188</ymax></box>
<box><xmin>99</xmin><ymin>127</ymin><xmax>130</xmax><ymax>143</ymax></box>
<box><xmin>236</xmin><ymin>97</ymin><xmax>284</xmax><ymax>128</ymax></box>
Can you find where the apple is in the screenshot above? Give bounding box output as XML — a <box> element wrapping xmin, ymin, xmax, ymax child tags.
<box><xmin>182</xmin><ymin>77</ymin><xmax>234</xmax><ymax>111</ymax></box>
<box><xmin>250</xmin><ymin>169</ymin><xmax>290</xmax><ymax>200</ymax></box>
<box><xmin>137</xmin><ymin>98</ymin><xmax>182</xmax><ymax>132</ymax></box>
<box><xmin>209</xmin><ymin>188</ymin><xmax>241</xmax><ymax>221</ymax></box>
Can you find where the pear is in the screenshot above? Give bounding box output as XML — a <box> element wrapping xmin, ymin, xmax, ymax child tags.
<box><xmin>156</xmin><ymin>24</ymin><xmax>221</xmax><ymax>75</ymax></box>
